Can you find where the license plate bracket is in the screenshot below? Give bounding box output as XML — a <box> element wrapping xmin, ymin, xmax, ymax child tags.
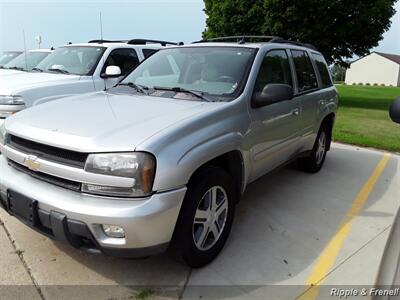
<box><xmin>7</xmin><ymin>190</ymin><xmax>39</xmax><ymax>227</ymax></box>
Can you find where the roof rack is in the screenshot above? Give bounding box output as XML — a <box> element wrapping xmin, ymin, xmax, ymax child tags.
<box><xmin>269</xmin><ymin>37</ymin><xmax>317</xmax><ymax>50</ymax></box>
<box><xmin>88</xmin><ymin>39</ymin><xmax>128</xmax><ymax>44</ymax></box>
<box><xmin>194</xmin><ymin>36</ymin><xmax>281</xmax><ymax>44</ymax></box>
<box><xmin>193</xmin><ymin>35</ymin><xmax>317</xmax><ymax>50</ymax></box>
<box><xmin>127</xmin><ymin>39</ymin><xmax>183</xmax><ymax>46</ymax></box>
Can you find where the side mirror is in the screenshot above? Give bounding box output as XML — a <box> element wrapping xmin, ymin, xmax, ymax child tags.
<box><xmin>389</xmin><ymin>97</ymin><xmax>400</xmax><ymax>124</ymax></box>
<box><xmin>102</xmin><ymin>65</ymin><xmax>121</xmax><ymax>78</ymax></box>
<box><xmin>252</xmin><ymin>84</ymin><xmax>294</xmax><ymax>108</ymax></box>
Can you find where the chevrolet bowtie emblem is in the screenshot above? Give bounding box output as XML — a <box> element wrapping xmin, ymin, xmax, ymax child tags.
<box><xmin>24</xmin><ymin>155</ymin><xmax>40</xmax><ymax>171</ymax></box>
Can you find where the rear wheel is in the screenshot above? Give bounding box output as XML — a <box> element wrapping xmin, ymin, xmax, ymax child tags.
<box><xmin>170</xmin><ymin>166</ymin><xmax>236</xmax><ymax>268</ymax></box>
<box><xmin>298</xmin><ymin>124</ymin><xmax>331</xmax><ymax>173</ymax></box>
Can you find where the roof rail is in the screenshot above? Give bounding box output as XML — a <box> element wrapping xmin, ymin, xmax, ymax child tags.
<box><xmin>88</xmin><ymin>39</ymin><xmax>128</xmax><ymax>44</ymax></box>
<box><xmin>127</xmin><ymin>39</ymin><xmax>183</xmax><ymax>46</ymax></box>
<box><xmin>193</xmin><ymin>35</ymin><xmax>317</xmax><ymax>50</ymax></box>
<box><xmin>270</xmin><ymin>38</ymin><xmax>317</xmax><ymax>50</ymax></box>
<box><xmin>194</xmin><ymin>36</ymin><xmax>282</xmax><ymax>44</ymax></box>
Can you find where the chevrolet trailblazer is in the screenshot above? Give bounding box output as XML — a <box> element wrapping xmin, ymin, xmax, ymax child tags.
<box><xmin>0</xmin><ymin>36</ymin><xmax>338</xmax><ymax>267</ymax></box>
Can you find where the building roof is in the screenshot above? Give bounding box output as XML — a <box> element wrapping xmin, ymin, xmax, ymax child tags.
<box><xmin>375</xmin><ymin>52</ymin><xmax>400</xmax><ymax>65</ymax></box>
<box><xmin>351</xmin><ymin>51</ymin><xmax>400</xmax><ymax>65</ymax></box>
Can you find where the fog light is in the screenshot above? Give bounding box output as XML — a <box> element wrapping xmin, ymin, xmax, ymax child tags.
<box><xmin>102</xmin><ymin>224</ymin><xmax>125</xmax><ymax>238</ymax></box>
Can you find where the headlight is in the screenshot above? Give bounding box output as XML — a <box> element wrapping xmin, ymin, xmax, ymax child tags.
<box><xmin>82</xmin><ymin>152</ymin><xmax>156</xmax><ymax>197</ymax></box>
<box><xmin>0</xmin><ymin>95</ymin><xmax>25</xmax><ymax>105</ymax></box>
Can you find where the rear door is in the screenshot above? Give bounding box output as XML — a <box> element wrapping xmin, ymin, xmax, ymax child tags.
<box><xmin>247</xmin><ymin>49</ymin><xmax>302</xmax><ymax>181</ymax></box>
<box><xmin>290</xmin><ymin>50</ymin><xmax>324</xmax><ymax>149</ymax></box>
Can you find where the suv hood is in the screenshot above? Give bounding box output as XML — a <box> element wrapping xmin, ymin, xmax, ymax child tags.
<box><xmin>0</xmin><ymin>69</ymin><xmax>24</xmax><ymax>76</ymax></box>
<box><xmin>0</xmin><ymin>72</ymin><xmax>81</xmax><ymax>95</ymax></box>
<box><xmin>5</xmin><ymin>91</ymin><xmax>218</xmax><ymax>152</ymax></box>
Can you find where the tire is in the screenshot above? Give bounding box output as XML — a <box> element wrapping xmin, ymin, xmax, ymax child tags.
<box><xmin>298</xmin><ymin>123</ymin><xmax>331</xmax><ymax>173</ymax></box>
<box><xmin>170</xmin><ymin>166</ymin><xmax>237</xmax><ymax>268</ymax></box>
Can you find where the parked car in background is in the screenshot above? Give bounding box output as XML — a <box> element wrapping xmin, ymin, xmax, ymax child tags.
<box><xmin>0</xmin><ymin>51</ymin><xmax>23</xmax><ymax>67</ymax></box>
<box><xmin>0</xmin><ymin>49</ymin><xmax>53</xmax><ymax>75</ymax></box>
<box><xmin>0</xmin><ymin>36</ymin><xmax>338</xmax><ymax>267</ymax></box>
<box><xmin>0</xmin><ymin>39</ymin><xmax>176</xmax><ymax>124</ymax></box>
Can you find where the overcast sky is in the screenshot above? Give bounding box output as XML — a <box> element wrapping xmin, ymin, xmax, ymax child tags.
<box><xmin>0</xmin><ymin>0</ymin><xmax>399</xmax><ymax>55</ymax></box>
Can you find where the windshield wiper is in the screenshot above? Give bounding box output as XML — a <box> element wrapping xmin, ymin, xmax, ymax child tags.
<box><xmin>153</xmin><ymin>86</ymin><xmax>213</xmax><ymax>102</ymax></box>
<box><xmin>8</xmin><ymin>66</ymin><xmax>25</xmax><ymax>71</ymax></box>
<box><xmin>32</xmin><ymin>67</ymin><xmax>43</xmax><ymax>72</ymax></box>
<box><xmin>48</xmin><ymin>68</ymin><xmax>69</xmax><ymax>74</ymax></box>
<box><xmin>118</xmin><ymin>82</ymin><xmax>149</xmax><ymax>95</ymax></box>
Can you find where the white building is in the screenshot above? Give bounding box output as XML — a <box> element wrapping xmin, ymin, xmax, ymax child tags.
<box><xmin>345</xmin><ymin>52</ymin><xmax>400</xmax><ymax>86</ymax></box>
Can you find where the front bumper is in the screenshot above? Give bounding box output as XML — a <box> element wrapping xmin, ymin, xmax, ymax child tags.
<box><xmin>0</xmin><ymin>155</ymin><xmax>186</xmax><ymax>257</ymax></box>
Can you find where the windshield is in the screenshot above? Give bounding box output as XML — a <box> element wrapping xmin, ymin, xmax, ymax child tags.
<box><xmin>122</xmin><ymin>47</ymin><xmax>256</xmax><ymax>100</ymax></box>
<box><xmin>35</xmin><ymin>46</ymin><xmax>105</xmax><ymax>75</ymax></box>
<box><xmin>0</xmin><ymin>51</ymin><xmax>22</xmax><ymax>67</ymax></box>
<box><xmin>4</xmin><ymin>51</ymin><xmax>50</xmax><ymax>71</ymax></box>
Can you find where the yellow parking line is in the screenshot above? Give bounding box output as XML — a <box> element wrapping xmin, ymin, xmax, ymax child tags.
<box><xmin>297</xmin><ymin>153</ymin><xmax>391</xmax><ymax>300</ymax></box>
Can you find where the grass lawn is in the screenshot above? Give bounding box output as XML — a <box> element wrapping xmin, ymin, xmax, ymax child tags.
<box><xmin>333</xmin><ymin>85</ymin><xmax>400</xmax><ymax>152</ymax></box>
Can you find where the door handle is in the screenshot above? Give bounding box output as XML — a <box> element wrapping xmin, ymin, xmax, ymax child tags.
<box><xmin>292</xmin><ymin>108</ymin><xmax>300</xmax><ymax>116</ymax></box>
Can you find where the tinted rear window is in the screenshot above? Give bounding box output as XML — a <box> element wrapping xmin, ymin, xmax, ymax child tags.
<box><xmin>291</xmin><ymin>50</ymin><xmax>318</xmax><ymax>93</ymax></box>
<box><xmin>312</xmin><ymin>53</ymin><xmax>333</xmax><ymax>88</ymax></box>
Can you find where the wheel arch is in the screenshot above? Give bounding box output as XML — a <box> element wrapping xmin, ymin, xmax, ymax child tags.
<box><xmin>187</xmin><ymin>150</ymin><xmax>245</xmax><ymax>201</ymax></box>
<box><xmin>320</xmin><ymin>112</ymin><xmax>336</xmax><ymax>151</ymax></box>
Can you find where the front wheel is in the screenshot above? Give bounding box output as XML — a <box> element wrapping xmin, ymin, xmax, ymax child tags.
<box><xmin>298</xmin><ymin>124</ymin><xmax>331</xmax><ymax>173</ymax></box>
<box><xmin>170</xmin><ymin>166</ymin><xmax>236</xmax><ymax>268</ymax></box>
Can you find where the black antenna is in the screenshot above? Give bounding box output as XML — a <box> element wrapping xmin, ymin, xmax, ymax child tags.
<box><xmin>100</xmin><ymin>12</ymin><xmax>104</xmax><ymax>43</ymax></box>
<box><xmin>22</xmin><ymin>30</ymin><xmax>28</xmax><ymax>70</ymax></box>
<box><xmin>99</xmin><ymin>12</ymin><xmax>107</xmax><ymax>91</ymax></box>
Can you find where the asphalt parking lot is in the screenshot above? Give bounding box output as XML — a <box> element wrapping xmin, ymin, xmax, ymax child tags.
<box><xmin>0</xmin><ymin>143</ymin><xmax>399</xmax><ymax>300</ymax></box>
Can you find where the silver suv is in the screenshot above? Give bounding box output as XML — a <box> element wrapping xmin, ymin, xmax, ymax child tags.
<box><xmin>0</xmin><ymin>36</ymin><xmax>338</xmax><ymax>267</ymax></box>
<box><xmin>0</xmin><ymin>39</ymin><xmax>177</xmax><ymax>125</ymax></box>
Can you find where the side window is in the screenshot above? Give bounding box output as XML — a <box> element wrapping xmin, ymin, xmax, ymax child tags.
<box><xmin>254</xmin><ymin>50</ymin><xmax>293</xmax><ymax>93</ymax></box>
<box><xmin>312</xmin><ymin>53</ymin><xmax>333</xmax><ymax>88</ymax></box>
<box><xmin>291</xmin><ymin>50</ymin><xmax>318</xmax><ymax>93</ymax></box>
<box><xmin>103</xmin><ymin>48</ymin><xmax>139</xmax><ymax>76</ymax></box>
<box><xmin>142</xmin><ymin>49</ymin><xmax>159</xmax><ymax>59</ymax></box>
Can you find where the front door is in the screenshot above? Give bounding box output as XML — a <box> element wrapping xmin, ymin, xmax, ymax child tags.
<box><xmin>94</xmin><ymin>48</ymin><xmax>140</xmax><ymax>90</ymax></box>
<box><xmin>247</xmin><ymin>49</ymin><xmax>302</xmax><ymax>182</ymax></box>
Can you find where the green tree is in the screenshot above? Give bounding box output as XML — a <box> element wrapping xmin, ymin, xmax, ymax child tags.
<box><xmin>331</xmin><ymin>64</ymin><xmax>347</xmax><ymax>82</ymax></box>
<box><xmin>203</xmin><ymin>0</ymin><xmax>396</xmax><ymax>65</ymax></box>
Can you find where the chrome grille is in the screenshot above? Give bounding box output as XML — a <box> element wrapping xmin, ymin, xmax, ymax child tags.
<box><xmin>8</xmin><ymin>135</ymin><xmax>88</xmax><ymax>168</ymax></box>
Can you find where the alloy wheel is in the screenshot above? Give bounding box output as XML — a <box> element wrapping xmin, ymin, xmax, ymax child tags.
<box><xmin>192</xmin><ymin>186</ymin><xmax>229</xmax><ymax>251</ymax></box>
<box><xmin>316</xmin><ymin>131</ymin><xmax>326</xmax><ymax>165</ymax></box>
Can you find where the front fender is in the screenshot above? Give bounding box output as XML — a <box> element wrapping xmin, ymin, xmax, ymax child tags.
<box><xmin>153</xmin><ymin>131</ymin><xmax>247</xmax><ymax>192</ymax></box>
<box><xmin>137</xmin><ymin>101</ymin><xmax>251</xmax><ymax>192</ymax></box>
